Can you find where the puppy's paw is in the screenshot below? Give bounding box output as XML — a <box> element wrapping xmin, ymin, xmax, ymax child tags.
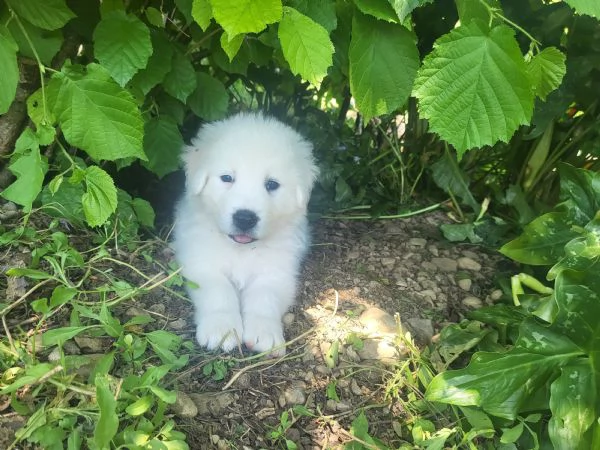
<box><xmin>196</xmin><ymin>313</ymin><xmax>243</xmax><ymax>352</ymax></box>
<box><xmin>243</xmin><ymin>315</ymin><xmax>286</xmax><ymax>357</ymax></box>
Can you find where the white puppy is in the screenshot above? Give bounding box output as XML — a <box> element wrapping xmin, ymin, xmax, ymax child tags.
<box><xmin>173</xmin><ymin>113</ymin><xmax>318</xmax><ymax>356</ymax></box>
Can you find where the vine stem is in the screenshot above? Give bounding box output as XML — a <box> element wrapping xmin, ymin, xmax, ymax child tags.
<box><xmin>477</xmin><ymin>0</ymin><xmax>541</xmax><ymax>50</ymax></box>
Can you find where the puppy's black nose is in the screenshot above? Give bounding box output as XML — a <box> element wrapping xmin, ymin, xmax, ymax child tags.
<box><xmin>233</xmin><ymin>209</ymin><xmax>259</xmax><ymax>231</ymax></box>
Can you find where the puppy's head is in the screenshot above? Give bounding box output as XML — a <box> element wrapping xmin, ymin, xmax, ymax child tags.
<box><xmin>183</xmin><ymin>113</ymin><xmax>318</xmax><ymax>244</ymax></box>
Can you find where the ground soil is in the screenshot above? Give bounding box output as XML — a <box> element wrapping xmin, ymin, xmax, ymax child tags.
<box><xmin>0</xmin><ymin>210</ymin><xmax>512</xmax><ymax>450</ymax></box>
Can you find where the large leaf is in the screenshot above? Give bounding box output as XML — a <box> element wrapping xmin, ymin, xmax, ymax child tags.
<box><xmin>289</xmin><ymin>0</ymin><xmax>337</xmax><ymax>33</ymax></box>
<box><xmin>349</xmin><ymin>12</ymin><xmax>419</xmax><ymax>121</ymax></box>
<box><xmin>142</xmin><ymin>117</ymin><xmax>185</xmax><ymax>178</ymax></box>
<box><xmin>426</xmin><ymin>320</ymin><xmax>584</xmax><ymax>420</ymax></box>
<box><xmin>6</xmin><ymin>0</ymin><xmax>75</xmax><ymax>31</ymax></box>
<box><xmin>192</xmin><ymin>0</ymin><xmax>213</xmax><ymax>30</ymax></box>
<box><xmin>430</xmin><ymin>149</ymin><xmax>480</xmax><ymax>213</ymax></box>
<box><xmin>94</xmin><ymin>375</ymin><xmax>119</xmax><ymax>449</ymax></box>
<box><xmin>187</xmin><ymin>72</ymin><xmax>229</xmax><ymax>120</ymax></box>
<box><xmin>130</xmin><ymin>30</ymin><xmax>174</xmax><ymax>95</ymax></box>
<box><xmin>42</xmin><ymin>326</ymin><xmax>95</xmax><ymax>346</ymax></box>
<box><xmin>527</xmin><ymin>47</ymin><xmax>566</xmax><ymax>101</ymax></box>
<box><xmin>499</xmin><ymin>212</ymin><xmax>581</xmax><ymax>265</ymax></box>
<box><xmin>563</xmin><ymin>0</ymin><xmax>600</xmax><ymax>18</ymax></box>
<box><xmin>278</xmin><ymin>7</ymin><xmax>334</xmax><ymax>85</ymax></box>
<box><xmin>47</xmin><ymin>63</ymin><xmax>145</xmax><ymax>161</ymax></box>
<box><xmin>163</xmin><ymin>49</ymin><xmax>197</xmax><ymax>103</ymax></box>
<box><xmin>210</xmin><ymin>0</ymin><xmax>282</xmax><ymax>38</ymax></box>
<box><xmin>549</xmin><ymin>360</ymin><xmax>597</xmax><ymax>449</ymax></box>
<box><xmin>82</xmin><ymin>166</ymin><xmax>118</xmax><ymax>227</ymax></box>
<box><xmin>93</xmin><ymin>11</ymin><xmax>152</xmax><ymax>86</ymax></box>
<box><xmin>548</xmin><ymin>217</ymin><xmax>600</xmax><ymax>279</ymax></box>
<box><xmin>557</xmin><ymin>163</ymin><xmax>600</xmax><ymax>225</ymax></box>
<box><xmin>0</xmin><ymin>25</ymin><xmax>18</xmax><ymax>115</ymax></box>
<box><xmin>354</xmin><ymin>0</ymin><xmax>399</xmax><ymax>23</ymax></box>
<box><xmin>413</xmin><ymin>21</ymin><xmax>534</xmax><ymax>156</ymax></box>
<box><xmin>5</xmin><ymin>18</ymin><xmax>62</xmax><ymax>66</ymax></box>
<box><xmin>389</xmin><ymin>0</ymin><xmax>434</xmax><ymax>22</ymax></box>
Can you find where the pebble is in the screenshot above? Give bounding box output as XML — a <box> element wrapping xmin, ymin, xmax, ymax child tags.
<box><xmin>283</xmin><ymin>384</ymin><xmax>307</xmax><ymax>406</ymax></box>
<box><xmin>350</xmin><ymin>379</ymin><xmax>362</xmax><ymax>396</ymax></box>
<box><xmin>359</xmin><ymin>307</ymin><xmax>398</xmax><ymax>335</ymax></box>
<box><xmin>283</xmin><ymin>312</ymin><xmax>295</xmax><ymax>326</ymax></box>
<box><xmin>408</xmin><ymin>238</ymin><xmax>427</xmax><ymax>247</ymax></box>
<box><xmin>189</xmin><ymin>392</ymin><xmax>235</xmax><ymax>416</ymax></box>
<box><xmin>490</xmin><ymin>289</ymin><xmax>503</xmax><ymax>301</ymax></box>
<box><xmin>462</xmin><ymin>296</ymin><xmax>483</xmax><ymax>308</ymax></box>
<box><xmin>357</xmin><ymin>338</ymin><xmax>399</xmax><ymax>364</ymax></box>
<box><xmin>427</xmin><ymin>245</ymin><xmax>439</xmax><ymax>256</ymax></box>
<box><xmin>381</xmin><ymin>257</ymin><xmax>396</xmax><ymax>267</ymax></box>
<box><xmin>148</xmin><ymin>303</ymin><xmax>166</xmax><ymax>314</ymax></box>
<box><xmin>457</xmin><ymin>257</ymin><xmax>482</xmax><ymax>272</ymax></box>
<box><xmin>405</xmin><ymin>318</ymin><xmax>435</xmax><ymax>345</ymax></box>
<box><xmin>171</xmin><ymin>391</ymin><xmax>198</xmax><ymax>418</ymax></box>
<box><xmin>457</xmin><ymin>278</ymin><xmax>472</xmax><ymax>291</ymax></box>
<box><xmin>431</xmin><ymin>257</ymin><xmax>458</xmax><ymax>272</ymax></box>
<box><xmin>418</xmin><ymin>289</ymin><xmax>436</xmax><ymax>303</ymax></box>
<box><xmin>169</xmin><ymin>318</ymin><xmax>187</xmax><ymax>330</ymax></box>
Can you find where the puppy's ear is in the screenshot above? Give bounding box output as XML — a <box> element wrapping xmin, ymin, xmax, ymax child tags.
<box><xmin>183</xmin><ymin>146</ymin><xmax>208</xmax><ymax>195</ymax></box>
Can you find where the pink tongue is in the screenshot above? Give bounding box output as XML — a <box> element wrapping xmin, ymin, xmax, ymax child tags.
<box><xmin>232</xmin><ymin>234</ymin><xmax>254</xmax><ymax>244</ymax></box>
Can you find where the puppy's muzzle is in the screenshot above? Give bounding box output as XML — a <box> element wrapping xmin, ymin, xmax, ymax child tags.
<box><xmin>230</xmin><ymin>209</ymin><xmax>259</xmax><ymax>244</ymax></box>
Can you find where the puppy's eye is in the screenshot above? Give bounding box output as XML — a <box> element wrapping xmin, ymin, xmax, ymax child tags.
<box><xmin>220</xmin><ymin>174</ymin><xmax>234</xmax><ymax>183</ymax></box>
<box><xmin>265</xmin><ymin>179</ymin><xmax>280</xmax><ymax>192</ymax></box>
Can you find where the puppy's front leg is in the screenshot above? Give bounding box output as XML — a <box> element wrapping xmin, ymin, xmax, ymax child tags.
<box><xmin>189</xmin><ymin>275</ymin><xmax>243</xmax><ymax>352</ymax></box>
<box><xmin>241</xmin><ymin>278</ymin><xmax>296</xmax><ymax>357</ymax></box>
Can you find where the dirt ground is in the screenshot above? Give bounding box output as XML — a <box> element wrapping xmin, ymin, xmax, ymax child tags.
<box><xmin>0</xmin><ymin>210</ymin><xmax>511</xmax><ymax>449</ymax></box>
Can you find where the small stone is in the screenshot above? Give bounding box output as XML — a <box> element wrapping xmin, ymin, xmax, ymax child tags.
<box><xmin>427</xmin><ymin>245</ymin><xmax>439</xmax><ymax>257</ymax></box>
<box><xmin>490</xmin><ymin>289</ymin><xmax>503</xmax><ymax>301</ymax></box>
<box><xmin>74</xmin><ymin>336</ymin><xmax>106</xmax><ymax>352</ymax></box>
<box><xmin>405</xmin><ymin>318</ymin><xmax>435</xmax><ymax>345</ymax></box>
<box><xmin>211</xmin><ymin>435</ymin><xmax>220</xmax><ymax>445</ymax></box>
<box><xmin>283</xmin><ymin>312</ymin><xmax>295</xmax><ymax>326</ymax></box>
<box><xmin>420</xmin><ymin>261</ymin><xmax>437</xmax><ymax>272</ymax></box>
<box><xmin>350</xmin><ymin>379</ymin><xmax>362</xmax><ymax>396</ymax></box>
<box><xmin>347</xmin><ymin>250</ymin><xmax>360</xmax><ymax>259</ymax></box>
<box><xmin>357</xmin><ymin>338</ymin><xmax>400</xmax><ymax>364</ymax></box>
<box><xmin>462</xmin><ymin>296</ymin><xmax>483</xmax><ymax>308</ymax></box>
<box><xmin>188</xmin><ymin>392</ymin><xmax>235</xmax><ymax>416</ymax></box>
<box><xmin>171</xmin><ymin>391</ymin><xmax>198</xmax><ymax>418</ymax></box>
<box><xmin>148</xmin><ymin>303</ymin><xmax>166</xmax><ymax>314</ymax></box>
<box><xmin>457</xmin><ymin>278</ymin><xmax>472</xmax><ymax>291</ymax></box>
<box><xmin>125</xmin><ymin>306</ymin><xmax>147</xmax><ymax>317</ymax></box>
<box><xmin>457</xmin><ymin>257</ymin><xmax>482</xmax><ymax>272</ymax></box>
<box><xmin>418</xmin><ymin>289</ymin><xmax>436</xmax><ymax>302</ymax></box>
<box><xmin>381</xmin><ymin>257</ymin><xmax>396</xmax><ymax>267</ymax></box>
<box><xmin>4</xmin><ymin>202</ymin><xmax>17</xmax><ymax>211</ymax></box>
<box><xmin>431</xmin><ymin>257</ymin><xmax>457</xmax><ymax>272</ymax></box>
<box><xmin>408</xmin><ymin>238</ymin><xmax>427</xmax><ymax>247</ymax></box>
<box><xmin>284</xmin><ymin>384</ymin><xmax>307</xmax><ymax>406</ymax></box>
<box><xmin>359</xmin><ymin>307</ymin><xmax>398</xmax><ymax>335</ymax></box>
<box><xmin>169</xmin><ymin>318</ymin><xmax>187</xmax><ymax>330</ymax></box>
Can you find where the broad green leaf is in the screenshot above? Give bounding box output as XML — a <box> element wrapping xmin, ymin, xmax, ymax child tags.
<box><xmin>142</xmin><ymin>117</ymin><xmax>184</xmax><ymax>178</ymax></box>
<box><xmin>41</xmin><ymin>181</ymin><xmax>86</xmax><ymax>227</ymax></box>
<box><xmin>278</xmin><ymin>7</ymin><xmax>334</xmax><ymax>85</ymax></box>
<box><xmin>210</xmin><ymin>0</ymin><xmax>282</xmax><ymax>39</ymax></box>
<box><xmin>163</xmin><ymin>49</ymin><xmax>197</xmax><ymax>103</ymax></box>
<box><xmin>426</xmin><ymin>320</ymin><xmax>583</xmax><ymax>420</ymax></box>
<box><xmin>349</xmin><ymin>12</ymin><xmax>419</xmax><ymax>121</ymax></box>
<box><xmin>192</xmin><ymin>0</ymin><xmax>213</xmax><ymax>30</ymax></box>
<box><xmin>436</xmin><ymin>322</ymin><xmax>493</xmax><ymax>366</ymax></box>
<box><xmin>548</xmin><ymin>218</ymin><xmax>600</xmax><ymax>279</ymax></box>
<box><xmin>6</xmin><ymin>267</ymin><xmax>53</xmax><ymax>280</ymax></box>
<box><xmin>94</xmin><ymin>375</ymin><xmax>119</xmax><ymax>449</ymax></box>
<box><xmin>132</xmin><ymin>198</ymin><xmax>155</xmax><ymax>227</ymax></box>
<box><xmin>47</xmin><ymin>63</ymin><xmax>145</xmax><ymax>161</ymax></box>
<box><xmin>454</xmin><ymin>0</ymin><xmax>493</xmax><ymax>25</ymax></box>
<box><xmin>5</xmin><ymin>16</ymin><xmax>62</xmax><ymax>65</ymax></box>
<box><xmin>500</xmin><ymin>422</ymin><xmax>524</xmax><ymax>444</ymax></box>
<box><xmin>0</xmin><ymin>363</ymin><xmax>55</xmax><ymax>394</ymax></box>
<box><xmin>499</xmin><ymin>212</ymin><xmax>580</xmax><ymax>265</ymax></box>
<box><xmin>289</xmin><ymin>0</ymin><xmax>337</xmax><ymax>33</ymax></box>
<box><xmin>6</xmin><ymin>0</ymin><xmax>75</xmax><ymax>31</ymax></box>
<box><xmin>187</xmin><ymin>72</ymin><xmax>229</xmax><ymax>120</ymax></box>
<box><xmin>0</xmin><ymin>25</ymin><xmax>18</xmax><ymax>115</ymax></box>
<box><xmin>557</xmin><ymin>163</ymin><xmax>600</xmax><ymax>225</ymax></box>
<box><xmin>131</xmin><ymin>30</ymin><xmax>174</xmax><ymax>95</ymax></box>
<box><xmin>49</xmin><ymin>286</ymin><xmax>77</xmax><ymax>308</ymax></box>
<box><xmin>549</xmin><ymin>360</ymin><xmax>597</xmax><ymax>449</ymax></box>
<box><xmin>93</xmin><ymin>11</ymin><xmax>152</xmax><ymax>86</ymax></box>
<box><xmin>126</xmin><ymin>395</ymin><xmax>154</xmax><ymax>416</ymax></box>
<box><xmin>1</xmin><ymin>131</ymin><xmax>48</xmax><ymax>210</ymax></box>
<box><xmin>440</xmin><ymin>223</ymin><xmax>483</xmax><ymax>243</ymax></box>
<box><xmin>413</xmin><ymin>22</ymin><xmax>534</xmax><ymax>155</ymax></box>
<box><xmin>82</xmin><ymin>166</ymin><xmax>118</xmax><ymax>227</ymax></box>
<box><xmin>145</xmin><ymin>7</ymin><xmax>165</xmax><ymax>27</ymax></box>
<box><xmin>563</xmin><ymin>0</ymin><xmax>600</xmax><ymax>18</ymax></box>
<box><xmin>42</xmin><ymin>326</ymin><xmax>95</xmax><ymax>346</ymax></box>
<box><xmin>389</xmin><ymin>0</ymin><xmax>434</xmax><ymax>22</ymax></box>
<box><xmin>149</xmin><ymin>385</ymin><xmax>177</xmax><ymax>403</ymax></box>
<box><xmin>220</xmin><ymin>32</ymin><xmax>244</xmax><ymax>62</ymax></box>
<box><xmin>354</xmin><ymin>0</ymin><xmax>398</xmax><ymax>23</ymax></box>
<box><xmin>430</xmin><ymin>149</ymin><xmax>480</xmax><ymax>212</ymax></box>
<box><xmin>527</xmin><ymin>47</ymin><xmax>566</xmax><ymax>101</ymax></box>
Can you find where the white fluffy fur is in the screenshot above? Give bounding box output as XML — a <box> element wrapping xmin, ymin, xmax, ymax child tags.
<box><xmin>173</xmin><ymin>113</ymin><xmax>318</xmax><ymax>356</ymax></box>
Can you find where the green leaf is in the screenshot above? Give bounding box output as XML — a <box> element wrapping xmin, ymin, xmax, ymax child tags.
<box><xmin>192</xmin><ymin>0</ymin><xmax>213</xmax><ymax>30</ymax></box>
<box><xmin>413</xmin><ymin>22</ymin><xmax>534</xmax><ymax>155</ymax></box>
<box><xmin>149</xmin><ymin>385</ymin><xmax>177</xmax><ymax>404</ymax></box>
<box><xmin>549</xmin><ymin>360</ymin><xmax>597</xmax><ymax>449</ymax></box>
<box><xmin>6</xmin><ymin>16</ymin><xmax>63</xmax><ymax>66</ymax></box>
<box><xmin>93</xmin><ymin>11</ymin><xmax>152</xmax><ymax>86</ymax></box>
<box><xmin>289</xmin><ymin>0</ymin><xmax>337</xmax><ymax>33</ymax></box>
<box><xmin>42</xmin><ymin>326</ymin><xmax>95</xmax><ymax>346</ymax></box>
<box><xmin>389</xmin><ymin>0</ymin><xmax>434</xmax><ymax>22</ymax></box>
<box><xmin>142</xmin><ymin>117</ymin><xmax>184</xmax><ymax>178</ymax></box>
<box><xmin>557</xmin><ymin>163</ymin><xmax>600</xmax><ymax>225</ymax></box>
<box><xmin>49</xmin><ymin>286</ymin><xmax>77</xmax><ymax>308</ymax></box>
<box><xmin>1</xmin><ymin>146</ymin><xmax>48</xmax><ymax>211</ymax></box>
<box><xmin>6</xmin><ymin>0</ymin><xmax>75</xmax><ymax>31</ymax></box>
<box><xmin>6</xmin><ymin>267</ymin><xmax>53</xmax><ymax>280</ymax></box>
<box><xmin>430</xmin><ymin>149</ymin><xmax>480</xmax><ymax>212</ymax></box>
<box><xmin>210</xmin><ymin>0</ymin><xmax>282</xmax><ymax>38</ymax></box>
<box><xmin>500</xmin><ymin>422</ymin><xmax>524</xmax><ymax>444</ymax></box>
<box><xmin>47</xmin><ymin>63</ymin><xmax>145</xmax><ymax>161</ymax></box>
<box><xmin>354</xmin><ymin>0</ymin><xmax>399</xmax><ymax>22</ymax></box>
<box><xmin>163</xmin><ymin>49</ymin><xmax>197</xmax><ymax>103</ymax></box>
<box><xmin>0</xmin><ymin>363</ymin><xmax>55</xmax><ymax>394</ymax></box>
<box><xmin>131</xmin><ymin>30</ymin><xmax>174</xmax><ymax>95</ymax></box>
<box><xmin>41</xmin><ymin>181</ymin><xmax>86</xmax><ymax>227</ymax></box>
<box><xmin>0</xmin><ymin>25</ymin><xmax>18</xmax><ymax>115</ymax></box>
<box><xmin>132</xmin><ymin>198</ymin><xmax>155</xmax><ymax>227</ymax></box>
<box><xmin>82</xmin><ymin>166</ymin><xmax>118</xmax><ymax>227</ymax></box>
<box><xmin>126</xmin><ymin>395</ymin><xmax>154</xmax><ymax>416</ymax></box>
<box><xmin>527</xmin><ymin>47</ymin><xmax>566</xmax><ymax>101</ymax></box>
<box><xmin>278</xmin><ymin>7</ymin><xmax>334</xmax><ymax>85</ymax></box>
<box><xmin>94</xmin><ymin>375</ymin><xmax>119</xmax><ymax>449</ymax></box>
<box><xmin>426</xmin><ymin>320</ymin><xmax>584</xmax><ymax>420</ymax></box>
<box><xmin>187</xmin><ymin>72</ymin><xmax>229</xmax><ymax>120</ymax></box>
<box><xmin>349</xmin><ymin>12</ymin><xmax>419</xmax><ymax>121</ymax></box>
<box><xmin>220</xmin><ymin>32</ymin><xmax>244</xmax><ymax>61</ymax></box>
<box><xmin>499</xmin><ymin>212</ymin><xmax>581</xmax><ymax>265</ymax></box>
<box><xmin>454</xmin><ymin>0</ymin><xmax>494</xmax><ymax>25</ymax></box>
<box><xmin>563</xmin><ymin>0</ymin><xmax>600</xmax><ymax>18</ymax></box>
